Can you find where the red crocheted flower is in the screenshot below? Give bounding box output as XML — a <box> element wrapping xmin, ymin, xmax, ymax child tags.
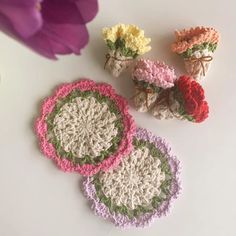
<box><xmin>195</xmin><ymin>101</ymin><xmax>209</xmax><ymax>123</ymax></box>
<box><xmin>175</xmin><ymin>76</ymin><xmax>209</xmax><ymax>122</ymax></box>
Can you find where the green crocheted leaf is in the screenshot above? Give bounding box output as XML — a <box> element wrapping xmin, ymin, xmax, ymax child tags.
<box><xmin>133</xmin><ymin>80</ymin><xmax>161</xmax><ymax>93</ymax></box>
<box><xmin>121</xmin><ymin>46</ymin><xmax>138</xmax><ymax>58</ymax></box>
<box><xmin>109</xmin><ymin>37</ymin><xmax>139</xmax><ymax>58</ymax></box>
<box><xmin>115</xmin><ymin>38</ymin><xmax>125</xmax><ymax>49</ymax></box>
<box><xmin>173</xmin><ymin>87</ymin><xmax>196</xmax><ymax>122</ymax></box>
<box><xmin>106</xmin><ymin>40</ymin><xmax>116</xmax><ymax>50</ymax></box>
<box><xmin>180</xmin><ymin>42</ymin><xmax>218</xmax><ymax>58</ymax></box>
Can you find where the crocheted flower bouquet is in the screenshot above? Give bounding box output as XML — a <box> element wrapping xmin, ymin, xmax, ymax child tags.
<box><xmin>132</xmin><ymin>59</ymin><xmax>177</xmax><ymax>112</ymax></box>
<box><xmin>171</xmin><ymin>26</ymin><xmax>220</xmax><ymax>81</ymax></box>
<box><xmin>151</xmin><ymin>76</ymin><xmax>209</xmax><ymax>123</ymax></box>
<box><xmin>103</xmin><ymin>24</ymin><xmax>151</xmax><ymax>77</ymax></box>
<box><xmin>131</xmin><ymin>60</ymin><xmax>209</xmax><ymax>123</ymax></box>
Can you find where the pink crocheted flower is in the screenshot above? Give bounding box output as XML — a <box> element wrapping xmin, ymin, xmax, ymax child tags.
<box><xmin>35</xmin><ymin>79</ymin><xmax>136</xmax><ymax>176</ymax></box>
<box><xmin>132</xmin><ymin>59</ymin><xmax>177</xmax><ymax>89</ymax></box>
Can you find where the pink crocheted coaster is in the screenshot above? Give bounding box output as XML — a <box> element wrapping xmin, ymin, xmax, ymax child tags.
<box><xmin>83</xmin><ymin>128</ymin><xmax>181</xmax><ymax>228</ymax></box>
<box><xmin>35</xmin><ymin>79</ymin><xmax>136</xmax><ymax>176</ymax></box>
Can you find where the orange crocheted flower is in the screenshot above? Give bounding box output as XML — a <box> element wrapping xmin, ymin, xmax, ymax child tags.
<box><xmin>171</xmin><ymin>26</ymin><xmax>220</xmax><ymax>54</ymax></box>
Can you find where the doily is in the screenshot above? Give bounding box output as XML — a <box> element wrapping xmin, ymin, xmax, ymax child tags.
<box><xmin>35</xmin><ymin>79</ymin><xmax>136</xmax><ymax>176</ymax></box>
<box><xmin>83</xmin><ymin>128</ymin><xmax>181</xmax><ymax>227</ymax></box>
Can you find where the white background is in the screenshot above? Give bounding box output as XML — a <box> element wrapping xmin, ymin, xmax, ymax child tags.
<box><xmin>0</xmin><ymin>0</ymin><xmax>236</xmax><ymax>235</ymax></box>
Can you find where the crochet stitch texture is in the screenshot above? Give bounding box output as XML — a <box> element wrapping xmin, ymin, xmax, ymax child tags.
<box><xmin>131</xmin><ymin>59</ymin><xmax>177</xmax><ymax>112</ymax></box>
<box><xmin>83</xmin><ymin>128</ymin><xmax>181</xmax><ymax>228</ymax></box>
<box><xmin>35</xmin><ymin>79</ymin><xmax>136</xmax><ymax>176</ymax></box>
<box><xmin>171</xmin><ymin>26</ymin><xmax>220</xmax><ymax>80</ymax></box>
<box><xmin>103</xmin><ymin>24</ymin><xmax>151</xmax><ymax>77</ymax></box>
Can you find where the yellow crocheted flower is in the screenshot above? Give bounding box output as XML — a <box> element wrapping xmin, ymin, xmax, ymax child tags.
<box><xmin>102</xmin><ymin>24</ymin><xmax>151</xmax><ymax>55</ymax></box>
<box><xmin>124</xmin><ymin>25</ymin><xmax>151</xmax><ymax>54</ymax></box>
<box><xmin>102</xmin><ymin>24</ymin><xmax>128</xmax><ymax>43</ymax></box>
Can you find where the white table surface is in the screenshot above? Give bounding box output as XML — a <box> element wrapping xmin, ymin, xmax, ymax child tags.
<box><xmin>0</xmin><ymin>0</ymin><xmax>236</xmax><ymax>235</ymax></box>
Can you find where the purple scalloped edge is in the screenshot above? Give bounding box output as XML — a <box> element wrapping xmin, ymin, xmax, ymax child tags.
<box><xmin>34</xmin><ymin>79</ymin><xmax>136</xmax><ymax>176</ymax></box>
<box><xmin>83</xmin><ymin>127</ymin><xmax>181</xmax><ymax>228</ymax></box>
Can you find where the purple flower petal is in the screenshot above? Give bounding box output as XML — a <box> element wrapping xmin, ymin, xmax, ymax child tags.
<box><xmin>0</xmin><ymin>11</ymin><xmax>56</xmax><ymax>59</ymax></box>
<box><xmin>42</xmin><ymin>23</ymin><xmax>89</xmax><ymax>54</ymax></box>
<box><xmin>0</xmin><ymin>0</ymin><xmax>42</xmax><ymax>38</ymax></box>
<box><xmin>23</xmin><ymin>31</ymin><xmax>57</xmax><ymax>59</ymax></box>
<box><xmin>20</xmin><ymin>23</ymin><xmax>88</xmax><ymax>59</ymax></box>
<box><xmin>41</xmin><ymin>0</ymin><xmax>85</xmax><ymax>25</ymax></box>
<box><xmin>75</xmin><ymin>0</ymin><xmax>99</xmax><ymax>23</ymax></box>
<box><xmin>0</xmin><ymin>11</ymin><xmax>14</xmax><ymax>35</ymax></box>
<box><xmin>0</xmin><ymin>0</ymin><xmax>98</xmax><ymax>59</ymax></box>
<box><xmin>47</xmin><ymin>40</ymin><xmax>72</xmax><ymax>55</ymax></box>
<box><xmin>0</xmin><ymin>0</ymin><xmax>40</xmax><ymax>6</ymax></box>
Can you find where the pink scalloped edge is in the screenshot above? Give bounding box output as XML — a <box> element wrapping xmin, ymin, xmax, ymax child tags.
<box><xmin>83</xmin><ymin>127</ymin><xmax>181</xmax><ymax>228</ymax></box>
<box><xmin>34</xmin><ymin>79</ymin><xmax>136</xmax><ymax>176</ymax></box>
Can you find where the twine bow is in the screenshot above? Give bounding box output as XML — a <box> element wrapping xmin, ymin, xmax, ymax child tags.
<box><xmin>131</xmin><ymin>85</ymin><xmax>155</xmax><ymax>109</ymax></box>
<box><xmin>104</xmin><ymin>53</ymin><xmax>133</xmax><ymax>69</ymax></box>
<box><xmin>155</xmin><ymin>89</ymin><xmax>171</xmax><ymax>106</ymax></box>
<box><xmin>154</xmin><ymin>89</ymin><xmax>184</xmax><ymax>119</ymax></box>
<box><xmin>184</xmin><ymin>55</ymin><xmax>213</xmax><ymax>76</ymax></box>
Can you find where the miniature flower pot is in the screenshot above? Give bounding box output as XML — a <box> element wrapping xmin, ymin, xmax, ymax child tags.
<box><xmin>102</xmin><ymin>24</ymin><xmax>151</xmax><ymax>77</ymax></box>
<box><xmin>171</xmin><ymin>26</ymin><xmax>220</xmax><ymax>81</ymax></box>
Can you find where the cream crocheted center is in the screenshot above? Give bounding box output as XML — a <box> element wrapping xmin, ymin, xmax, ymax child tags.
<box><xmin>193</xmin><ymin>49</ymin><xmax>213</xmax><ymax>58</ymax></box>
<box><xmin>53</xmin><ymin>96</ymin><xmax>118</xmax><ymax>158</ymax></box>
<box><xmin>98</xmin><ymin>146</ymin><xmax>166</xmax><ymax>209</ymax></box>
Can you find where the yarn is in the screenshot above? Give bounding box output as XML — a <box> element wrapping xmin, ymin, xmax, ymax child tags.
<box><xmin>171</xmin><ymin>26</ymin><xmax>220</xmax><ymax>80</ymax></box>
<box><xmin>151</xmin><ymin>76</ymin><xmax>209</xmax><ymax>123</ymax></box>
<box><xmin>131</xmin><ymin>59</ymin><xmax>177</xmax><ymax>113</ymax></box>
<box><xmin>53</xmin><ymin>96</ymin><xmax>119</xmax><ymax>158</ymax></box>
<box><xmin>83</xmin><ymin>128</ymin><xmax>181</xmax><ymax>228</ymax></box>
<box><xmin>35</xmin><ymin>79</ymin><xmax>136</xmax><ymax>176</ymax></box>
<box><xmin>103</xmin><ymin>24</ymin><xmax>151</xmax><ymax>77</ymax></box>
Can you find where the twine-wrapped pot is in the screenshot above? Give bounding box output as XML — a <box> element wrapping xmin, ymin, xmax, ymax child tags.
<box><xmin>171</xmin><ymin>26</ymin><xmax>220</xmax><ymax>81</ymax></box>
<box><xmin>132</xmin><ymin>80</ymin><xmax>159</xmax><ymax>112</ymax></box>
<box><xmin>102</xmin><ymin>24</ymin><xmax>151</xmax><ymax>78</ymax></box>
<box><xmin>151</xmin><ymin>76</ymin><xmax>209</xmax><ymax>123</ymax></box>
<box><xmin>151</xmin><ymin>90</ymin><xmax>183</xmax><ymax>120</ymax></box>
<box><xmin>131</xmin><ymin>59</ymin><xmax>177</xmax><ymax>112</ymax></box>
<box><xmin>183</xmin><ymin>50</ymin><xmax>213</xmax><ymax>81</ymax></box>
<box><xmin>104</xmin><ymin>49</ymin><xmax>133</xmax><ymax>77</ymax></box>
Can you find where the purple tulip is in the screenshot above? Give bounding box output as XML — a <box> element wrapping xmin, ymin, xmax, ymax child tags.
<box><xmin>0</xmin><ymin>0</ymin><xmax>98</xmax><ymax>59</ymax></box>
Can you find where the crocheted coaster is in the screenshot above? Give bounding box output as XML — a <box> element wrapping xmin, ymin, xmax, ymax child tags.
<box><xmin>35</xmin><ymin>79</ymin><xmax>136</xmax><ymax>176</ymax></box>
<box><xmin>83</xmin><ymin>128</ymin><xmax>181</xmax><ymax>227</ymax></box>
<box><xmin>171</xmin><ymin>26</ymin><xmax>220</xmax><ymax>81</ymax></box>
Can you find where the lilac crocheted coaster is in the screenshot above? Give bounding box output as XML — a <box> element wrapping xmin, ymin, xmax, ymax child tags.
<box><xmin>83</xmin><ymin>128</ymin><xmax>181</xmax><ymax>228</ymax></box>
<box><xmin>35</xmin><ymin>79</ymin><xmax>136</xmax><ymax>176</ymax></box>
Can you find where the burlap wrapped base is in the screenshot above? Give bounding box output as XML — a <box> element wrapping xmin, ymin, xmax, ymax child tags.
<box><xmin>132</xmin><ymin>88</ymin><xmax>158</xmax><ymax>112</ymax></box>
<box><xmin>184</xmin><ymin>52</ymin><xmax>213</xmax><ymax>81</ymax></box>
<box><xmin>105</xmin><ymin>50</ymin><xmax>133</xmax><ymax>77</ymax></box>
<box><xmin>151</xmin><ymin>92</ymin><xmax>185</xmax><ymax>120</ymax></box>
<box><xmin>184</xmin><ymin>59</ymin><xmax>212</xmax><ymax>81</ymax></box>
